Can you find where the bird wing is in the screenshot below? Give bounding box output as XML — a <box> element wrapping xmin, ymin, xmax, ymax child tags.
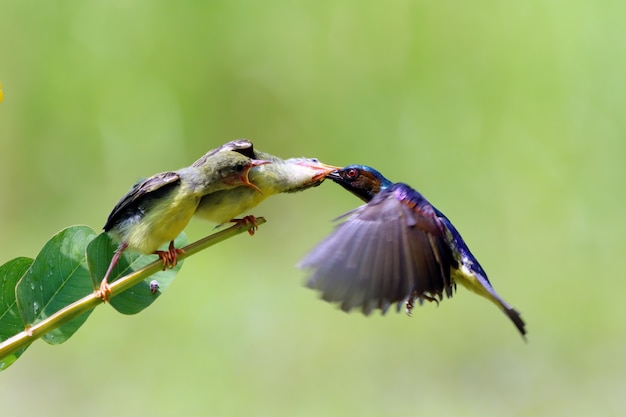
<box><xmin>299</xmin><ymin>184</ymin><xmax>456</xmax><ymax>315</ymax></box>
<box><xmin>191</xmin><ymin>139</ymin><xmax>256</xmax><ymax>168</ymax></box>
<box><xmin>104</xmin><ymin>171</ymin><xmax>181</xmax><ymax>231</ymax></box>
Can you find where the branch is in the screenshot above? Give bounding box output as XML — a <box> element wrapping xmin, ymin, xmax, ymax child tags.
<box><xmin>0</xmin><ymin>218</ymin><xmax>265</xmax><ymax>362</ymax></box>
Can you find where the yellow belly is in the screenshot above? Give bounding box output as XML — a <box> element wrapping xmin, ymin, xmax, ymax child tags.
<box><xmin>195</xmin><ymin>187</ymin><xmax>267</xmax><ymax>224</ymax></box>
<box><xmin>451</xmin><ymin>265</ymin><xmax>511</xmax><ymax>312</ymax></box>
<box><xmin>124</xmin><ymin>194</ymin><xmax>200</xmax><ymax>253</ymax></box>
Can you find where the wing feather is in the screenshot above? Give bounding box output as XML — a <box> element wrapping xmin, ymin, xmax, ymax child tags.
<box><xmin>300</xmin><ymin>185</ymin><xmax>456</xmax><ymax>314</ymax></box>
<box><xmin>104</xmin><ymin>172</ymin><xmax>180</xmax><ymax>231</ymax></box>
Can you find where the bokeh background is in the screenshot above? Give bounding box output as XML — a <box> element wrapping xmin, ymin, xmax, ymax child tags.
<box><xmin>1</xmin><ymin>1</ymin><xmax>624</xmax><ymax>416</ymax></box>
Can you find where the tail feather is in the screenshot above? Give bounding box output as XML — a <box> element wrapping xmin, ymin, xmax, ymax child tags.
<box><xmin>453</xmin><ymin>267</ymin><xmax>527</xmax><ymax>338</ymax></box>
<box><xmin>503</xmin><ymin>306</ymin><xmax>527</xmax><ymax>339</ymax></box>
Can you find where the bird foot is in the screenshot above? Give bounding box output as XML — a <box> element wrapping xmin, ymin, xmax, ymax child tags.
<box><xmin>97</xmin><ymin>278</ymin><xmax>112</xmax><ymax>303</ymax></box>
<box><xmin>231</xmin><ymin>215</ymin><xmax>259</xmax><ymax>236</ymax></box>
<box><xmin>96</xmin><ymin>242</ymin><xmax>127</xmax><ymax>303</ymax></box>
<box><xmin>154</xmin><ymin>241</ymin><xmax>185</xmax><ymax>270</ymax></box>
<box><xmin>405</xmin><ymin>291</ymin><xmax>440</xmax><ymax>315</ymax></box>
<box><xmin>405</xmin><ymin>296</ymin><xmax>415</xmax><ymax>316</ymax></box>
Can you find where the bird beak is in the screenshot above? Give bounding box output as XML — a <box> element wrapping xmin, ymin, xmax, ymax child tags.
<box><xmin>242</xmin><ymin>159</ymin><xmax>271</xmax><ymax>194</ymax></box>
<box><xmin>326</xmin><ymin>170</ymin><xmax>343</xmax><ymax>181</ymax></box>
<box><xmin>295</xmin><ymin>160</ymin><xmax>342</xmax><ymax>182</ymax></box>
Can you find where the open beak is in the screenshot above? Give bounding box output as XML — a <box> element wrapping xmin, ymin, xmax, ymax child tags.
<box><xmin>326</xmin><ymin>170</ymin><xmax>343</xmax><ymax>181</ymax></box>
<box><xmin>295</xmin><ymin>160</ymin><xmax>342</xmax><ymax>182</ymax></box>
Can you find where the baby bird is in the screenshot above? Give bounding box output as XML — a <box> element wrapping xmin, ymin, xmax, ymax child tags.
<box><xmin>194</xmin><ymin>143</ymin><xmax>339</xmax><ymax>230</ymax></box>
<box><xmin>99</xmin><ymin>141</ymin><xmax>267</xmax><ymax>301</ymax></box>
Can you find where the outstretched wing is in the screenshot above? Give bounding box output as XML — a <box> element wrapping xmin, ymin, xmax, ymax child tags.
<box><xmin>104</xmin><ymin>171</ymin><xmax>181</xmax><ymax>231</ymax></box>
<box><xmin>299</xmin><ymin>183</ymin><xmax>456</xmax><ymax>315</ymax></box>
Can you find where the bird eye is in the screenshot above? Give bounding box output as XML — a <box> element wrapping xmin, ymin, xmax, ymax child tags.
<box><xmin>346</xmin><ymin>168</ymin><xmax>358</xmax><ymax>179</ymax></box>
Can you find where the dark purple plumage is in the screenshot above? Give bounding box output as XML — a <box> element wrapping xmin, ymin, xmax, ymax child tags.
<box><xmin>299</xmin><ymin>165</ymin><xmax>526</xmax><ymax>337</ymax></box>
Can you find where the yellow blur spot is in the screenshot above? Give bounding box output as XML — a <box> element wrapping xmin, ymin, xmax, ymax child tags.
<box><xmin>0</xmin><ymin>82</ymin><xmax>3</xmax><ymax>102</ymax></box>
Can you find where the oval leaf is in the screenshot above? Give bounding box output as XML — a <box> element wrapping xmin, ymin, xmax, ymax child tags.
<box><xmin>86</xmin><ymin>232</ymin><xmax>187</xmax><ymax>315</ymax></box>
<box><xmin>0</xmin><ymin>257</ymin><xmax>34</xmax><ymax>371</ymax></box>
<box><xmin>16</xmin><ymin>226</ymin><xmax>97</xmax><ymax>345</ymax></box>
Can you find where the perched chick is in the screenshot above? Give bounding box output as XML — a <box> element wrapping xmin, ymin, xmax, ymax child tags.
<box><xmin>99</xmin><ymin>141</ymin><xmax>267</xmax><ymax>300</ymax></box>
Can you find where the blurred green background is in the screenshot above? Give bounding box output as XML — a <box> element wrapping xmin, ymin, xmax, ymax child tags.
<box><xmin>1</xmin><ymin>1</ymin><xmax>624</xmax><ymax>416</ymax></box>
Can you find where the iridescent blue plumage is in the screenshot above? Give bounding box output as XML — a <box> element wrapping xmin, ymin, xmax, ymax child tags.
<box><xmin>300</xmin><ymin>165</ymin><xmax>526</xmax><ymax>337</ymax></box>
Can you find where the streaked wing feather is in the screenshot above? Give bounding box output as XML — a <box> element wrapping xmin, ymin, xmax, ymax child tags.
<box><xmin>104</xmin><ymin>171</ymin><xmax>180</xmax><ymax>231</ymax></box>
<box><xmin>390</xmin><ymin>206</ymin><xmax>415</xmax><ymax>301</ymax></box>
<box><xmin>405</xmin><ymin>214</ymin><xmax>439</xmax><ymax>295</ymax></box>
<box><xmin>300</xmin><ymin>186</ymin><xmax>455</xmax><ymax>314</ymax></box>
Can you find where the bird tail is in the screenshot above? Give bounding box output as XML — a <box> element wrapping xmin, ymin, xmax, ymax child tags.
<box><xmin>502</xmin><ymin>305</ymin><xmax>526</xmax><ymax>340</ymax></box>
<box><xmin>452</xmin><ymin>268</ymin><xmax>527</xmax><ymax>339</ymax></box>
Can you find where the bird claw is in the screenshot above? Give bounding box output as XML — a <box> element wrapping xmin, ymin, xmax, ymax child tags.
<box><xmin>405</xmin><ymin>297</ymin><xmax>415</xmax><ymax>316</ymax></box>
<box><xmin>231</xmin><ymin>215</ymin><xmax>259</xmax><ymax>236</ymax></box>
<box><xmin>155</xmin><ymin>241</ymin><xmax>185</xmax><ymax>270</ymax></box>
<box><xmin>98</xmin><ymin>278</ymin><xmax>112</xmax><ymax>303</ymax></box>
<box><xmin>405</xmin><ymin>291</ymin><xmax>440</xmax><ymax>315</ymax></box>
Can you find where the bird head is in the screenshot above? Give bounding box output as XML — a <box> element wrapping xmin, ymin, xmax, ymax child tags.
<box><xmin>248</xmin><ymin>157</ymin><xmax>340</xmax><ymax>194</ymax></box>
<box><xmin>327</xmin><ymin>165</ymin><xmax>394</xmax><ymax>202</ymax></box>
<box><xmin>218</xmin><ymin>158</ymin><xmax>271</xmax><ymax>194</ymax></box>
<box><xmin>188</xmin><ymin>149</ymin><xmax>272</xmax><ymax>194</ymax></box>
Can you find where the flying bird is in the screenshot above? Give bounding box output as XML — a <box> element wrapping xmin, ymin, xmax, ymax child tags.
<box><xmin>299</xmin><ymin>165</ymin><xmax>526</xmax><ymax>338</ymax></box>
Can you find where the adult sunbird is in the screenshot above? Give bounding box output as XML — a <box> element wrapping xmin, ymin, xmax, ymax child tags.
<box><xmin>299</xmin><ymin>165</ymin><xmax>526</xmax><ymax>338</ymax></box>
<box><xmin>99</xmin><ymin>140</ymin><xmax>268</xmax><ymax>301</ymax></box>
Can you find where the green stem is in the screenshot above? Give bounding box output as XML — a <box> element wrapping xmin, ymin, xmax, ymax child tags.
<box><xmin>0</xmin><ymin>218</ymin><xmax>265</xmax><ymax>361</ymax></box>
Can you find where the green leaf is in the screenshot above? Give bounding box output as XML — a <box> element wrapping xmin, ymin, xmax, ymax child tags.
<box><xmin>15</xmin><ymin>226</ymin><xmax>97</xmax><ymax>345</ymax></box>
<box><xmin>86</xmin><ymin>232</ymin><xmax>188</xmax><ymax>315</ymax></box>
<box><xmin>0</xmin><ymin>257</ymin><xmax>34</xmax><ymax>370</ymax></box>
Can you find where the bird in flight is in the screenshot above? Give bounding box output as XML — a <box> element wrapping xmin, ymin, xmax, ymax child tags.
<box><xmin>300</xmin><ymin>165</ymin><xmax>526</xmax><ymax>338</ymax></box>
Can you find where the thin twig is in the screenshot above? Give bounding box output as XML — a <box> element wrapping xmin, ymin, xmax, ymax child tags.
<box><xmin>0</xmin><ymin>218</ymin><xmax>266</xmax><ymax>361</ymax></box>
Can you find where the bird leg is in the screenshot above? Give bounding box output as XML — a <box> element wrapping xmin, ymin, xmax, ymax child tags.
<box><xmin>405</xmin><ymin>296</ymin><xmax>416</xmax><ymax>316</ymax></box>
<box><xmin>154</xmin><ymin>241</ymin><xmax>185</xmax><ymax>270</ymax></box>
<box><xmin>230</xmin><ymin>215</ymin><xmax>259</xmax><ymax>236</ymax></box>
<box><xmin>97</xmin><ymin>242</ymin><xmax>128</xmax><ymax>302</ymax></box>
<box><xmin>405</xmin><ymin>290</ymin><xmax>440</xmax><ymax>315</ymax></box>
